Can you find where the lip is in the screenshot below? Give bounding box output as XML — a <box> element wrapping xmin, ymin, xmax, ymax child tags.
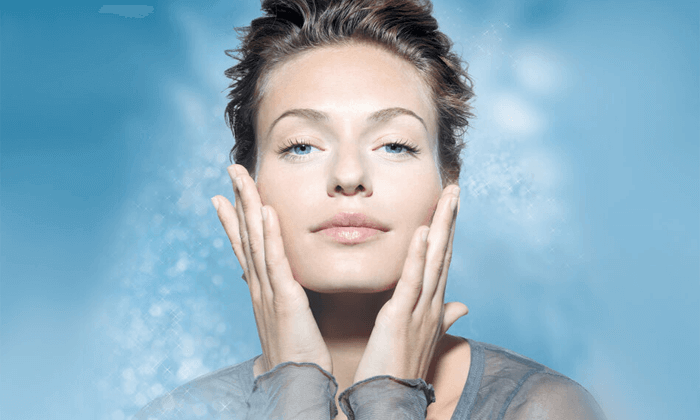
<box><xmin>312</xmin><ymin>212</ymin><xmax>390</xmax><ymax>232</ymax></box>
<box><xmin>312</xmin><ymin>212</ymin><xmax>389</xmax><ymax>245</ymax></box>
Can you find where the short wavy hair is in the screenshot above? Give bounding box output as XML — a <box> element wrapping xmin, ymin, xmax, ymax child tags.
<box><xmin>224</xmin><ymin>0</ymin><xmax>475</xmax><ymax>185</ymax></box>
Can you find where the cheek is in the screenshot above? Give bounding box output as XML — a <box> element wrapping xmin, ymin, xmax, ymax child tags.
<box><xmin>256</xmin><ymin>182</ymin><xmax>266</xmax><ymax>206</ymax></box>
<box><xmin>421</xmin><ymin>201</ymin><xmax>439</xmax><ymax>226</ymax></box>
<box><xmin>257</xmin><ymin>170</ymin><xmax>316</xmax><ymax>231</ymax></box>
<box><xmin>257</xmin><ymin>163</ymin><xmax>294</xmax><ymax>207</ymax></box>
<box><xmin>392</xmin><ymin>172</ymin><xmax>441</xmax><ymax>227</ymax></box>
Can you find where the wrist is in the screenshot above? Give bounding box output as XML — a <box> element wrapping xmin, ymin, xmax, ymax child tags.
<box><xmin>338</xmin><ymin>375</ymin><xmax>435</xmax><ymax>420</ymax></box>
<box><xmin>250</xmin><ymin>361</ymin><xmax>339</xmax><ymax>419</ymax></box>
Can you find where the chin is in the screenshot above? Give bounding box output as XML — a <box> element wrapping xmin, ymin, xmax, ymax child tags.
<box><xmin>295</xmin><ymin>271</ymin><xmax>400</xmax><ymax>294</ymax></box>
<box><xmin>285</xmin><ymin>234</ymin><xmax>409</xmax><ymax>294</ymax></box>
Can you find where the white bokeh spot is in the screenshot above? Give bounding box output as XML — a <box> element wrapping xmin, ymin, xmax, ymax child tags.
<box><xmin>514</xmin><ymin>44</ymin><xmax>567</xmax><ymax>97</ymax></box>
<box><xmin>491</xmin><ymin>93</ymin><xmax>545</xmax><ymax>136</ymax></box>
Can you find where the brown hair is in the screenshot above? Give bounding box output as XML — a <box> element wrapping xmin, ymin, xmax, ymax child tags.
<box><xmin>224</xmin><ymin>0</ymin><xmax>474</xmax><ymax>185</ymax></box>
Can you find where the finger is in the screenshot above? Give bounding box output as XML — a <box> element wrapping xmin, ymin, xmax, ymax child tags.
<box><xmin>433</xmin><ymin>192</ymin><xmax>459</xmax><ymax>307</ymax></box>
<box><xmin>234</xmin><ymin>165</ymin><xmax>273</xmax><ymax>299</ymax></box>
<box><xmin>212</xmin><ymin>195</ymin><xmax>248</xmax><ymax>277</ymax></box>
<box><xmin>440</xmin><ymin>301</ymin><xmax>469</xmax><ymax>337</ymax></box>
<box><xmin>229</xmin><ymin>165</ymin><xmax>260</xmax><ymax>297</ymax></box>
<box><xmin>392</xmin><ymin>225</ymin><xmax>430</xmax><ymax>314</ymax></box>
<box><xmin>416</xmin><ymin>186</ymin><xmax>459</xmax><ymax>311</ymax></box>
<box><xmin>261</xmin><ymin>205</ymin><xmax>298</xmax><ymax>297</ymax></box>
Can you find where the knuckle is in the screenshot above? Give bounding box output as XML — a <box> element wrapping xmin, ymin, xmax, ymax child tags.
<box><xmin>265</xmin><ymin>255</ymin><xmax>287</xmax><ymax>276</ymax></box>
<box><xmin>444</xmin><ymin>250</ymin><xmax>453</xmax><ymax>262</ymax></box>
<box><xmin>248</xmin><ymin>235</ymin><xmax>263</xmax><ymax>252</ymax></box>
<box><xmin>249</xmin><ymin>245</ymin><xmax>265</xmax><ymax>262</ymax></box>
<box><xmin>229</xmin><ymin>232</ymin><xmax>243</xmax><ymax>246</ymax></box>
<box><xmin>374</xmin><ymin>311</ymin><xmax>393</xmax><ymax>328</ymax></box>
<box><xmin>231</xmin><ymin>242</ymin><xmax>245</xmax><ymax>257</ymax></box>
<box><xmin>407</xmin><ymin>280</ymin><xmax>423</xmax><ymax>293</ymax></box>
<box><xmin>426</xmin><ymin>259</ymin><xmax>445</xmax><ymax>275</ymax></box>
<box><xmin>272</xmin><ymin>294</ymin><xmax>299</xmax><ymax>316</ymax></box>
<box><xmin>380</xmin><ymin>301</ymin><xmax>400</xmax><ymax>319</ymax></box>
<box><xmin>239</xmin><ymin>197</ymin><xmax>250</xmax><ymax>211</ymax></box>
<box><xmin>272</xmin><ymin>294</ymin><xmax>286</xmax><ymax>312</ymax></box>
<box><xmin>249</xmin><ymin>285</ymin><xmax>262</xmax><ymax>302</ymax></box>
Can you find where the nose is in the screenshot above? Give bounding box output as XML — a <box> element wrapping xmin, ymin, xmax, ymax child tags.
<box><xmin>327</xmin><ymin>144</ymin><xmax>373</xmax><ymax>197</ymax></box>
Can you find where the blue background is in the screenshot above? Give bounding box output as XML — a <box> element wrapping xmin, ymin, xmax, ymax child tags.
<box><xmin>1</xmin><ymin>1</ymin><xmax>698</xmax><ymax>419</ymax></box>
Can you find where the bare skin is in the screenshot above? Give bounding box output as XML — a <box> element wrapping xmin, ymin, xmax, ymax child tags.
<box><xmin>212</xmin><ymin>43</ymin><xmax>471</xmax><ymax>419</ymax></box>
<box><xmin>215</xmin><ymin>167</ymin><xmax>470</xmax><ymax>419</ymax></box>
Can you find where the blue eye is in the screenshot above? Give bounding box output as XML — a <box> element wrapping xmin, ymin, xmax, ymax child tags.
<box><xmin>277</xmin><ymin>139</ymin><xmax>319</xmax><ymax>161</ymax></box>
<box><xmin>291</xmin><ymin>144</ymin><xmax>315</xmax><ymax>155</ymax></box>
<box><xmin>382</xmin><ymin>141</ymin><xmax>419</xmax><ymax>155</ymax></box>
<box><xmin>278</xmin><ymin>139</ymin><xmax>418</xmax><ymax>161</ymax></box>
<box><xmin>384</xmin><ymin>144</ymin><xmax>407</xmax><ymax>154</ymax></box>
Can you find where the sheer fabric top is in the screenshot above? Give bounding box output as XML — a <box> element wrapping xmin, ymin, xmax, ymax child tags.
<box><xmin>134</xmin><ymin>338</ymin><xmax>607</xmax><ymax>420</ymax></box>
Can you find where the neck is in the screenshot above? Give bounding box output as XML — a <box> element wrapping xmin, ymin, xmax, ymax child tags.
<box><xmin>305</xmin><ymin>288</ymin><xmax>394</xmax><ymax>390</ymax></box>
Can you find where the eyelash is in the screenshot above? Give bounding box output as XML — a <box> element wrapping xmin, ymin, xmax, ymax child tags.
<box><xmin>382</xmin><ymin>139</ymin><xmax>420</xmax><ymax>156</ymax></box>
<box><xmin>276</xmin><ymin>138</ymin><xmax>420</xmax><ymax>161</ymax></box>
<box><xmin>276</xmin><ymin>138</ymin><xmax>314</xmax><ymax>161</ymax></box>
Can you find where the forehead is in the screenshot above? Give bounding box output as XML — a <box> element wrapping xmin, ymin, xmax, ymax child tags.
<box><xmin>255</xmin><ymin>42</ymin><xmax>437</xmax><ymax>140</ymax></box>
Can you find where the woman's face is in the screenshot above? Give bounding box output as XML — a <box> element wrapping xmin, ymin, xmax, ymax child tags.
<box><xmin>254</xmin><ymin>42</ymin><xmax>443</xmax><ymax>293</ymax></box>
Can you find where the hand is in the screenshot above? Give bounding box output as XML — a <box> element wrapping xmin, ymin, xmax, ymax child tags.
<box><xmin>353</xmin><ymin>185</ymin><xmax>467</xmax><ymax>383</ymax></box>
<box><xmin>211</xmin><ymin>164</ymin><xmax>333</xmax><ymax>376</ymax></box>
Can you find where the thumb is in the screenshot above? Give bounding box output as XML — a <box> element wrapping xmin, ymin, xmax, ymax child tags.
<box><xmin>440</xmin><ymin>302</ymin><xmax>469</xmax><ymax>336</ymax></box>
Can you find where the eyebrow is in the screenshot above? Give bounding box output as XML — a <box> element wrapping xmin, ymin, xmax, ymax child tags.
<box><xmin>265</xmin><ymin>107</ymin><xmax>427</xmax><ymax>138</ymax></box>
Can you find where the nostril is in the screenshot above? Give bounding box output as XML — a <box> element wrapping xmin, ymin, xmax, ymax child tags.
<box><xmin>334</xmin><ymin>184</ymin><xmax>365</xmax><ymax>195</ymax></box>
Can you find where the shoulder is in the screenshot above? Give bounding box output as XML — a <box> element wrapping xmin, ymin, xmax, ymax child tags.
<box><xmin>469</xmin><ymin>340</ymin><xmax>607</xmax><ymax>420</ymax></box>
<box><xmin>133</xmin><ymin>356</ymin><xmax>258</xmax><ymax>420</ymax></box>
<box><xmin>503</xmin><ymin>370</ymin><xmax>607</xmax><ymax>420</ymax></box>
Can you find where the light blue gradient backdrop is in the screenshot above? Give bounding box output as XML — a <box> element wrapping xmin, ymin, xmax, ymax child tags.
<box><xmin>1</xmin><ymin>1</ymin><xmax>698</xmax><ymax>419</ymax></box>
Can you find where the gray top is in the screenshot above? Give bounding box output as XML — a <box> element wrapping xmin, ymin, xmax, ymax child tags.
<box><xmin>134</xmin><ymin>338</ymin><xmax>607</xmax><ymax>419</ymax></box>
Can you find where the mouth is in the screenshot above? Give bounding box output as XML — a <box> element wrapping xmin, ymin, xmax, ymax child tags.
<box><xmin>318</xmin><ymin>226</ymin><xmax>384</xmax><ymax>244</ymax></box>
<box><xmin>311</xmin><ymin>212</ymin><xmax>389</xmax><ymax>245</ymax></box>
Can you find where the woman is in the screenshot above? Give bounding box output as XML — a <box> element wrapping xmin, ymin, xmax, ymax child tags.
<box><xmin>136</xmin><ymin>0</ymin><xmax>607</xmax><ymax>419</ymax></box>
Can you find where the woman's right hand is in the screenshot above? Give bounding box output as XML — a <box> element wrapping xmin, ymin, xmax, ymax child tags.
<box><xmin>211</xmin><ymin>164</ymin><xmax>333</xmax><ymax>376</ymax></box>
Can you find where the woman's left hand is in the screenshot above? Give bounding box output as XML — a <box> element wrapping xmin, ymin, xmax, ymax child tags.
<box><xmin>353</xmin><ymin>184</ymin><xmax>468</xmax><ymax>384</ymax></box>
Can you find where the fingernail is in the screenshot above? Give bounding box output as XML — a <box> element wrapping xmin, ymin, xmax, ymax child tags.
<box><xmin>210</xmin><ymin>196</ymin><xmax>220</xmax><ymax>211</ymax></box>
<box><xmin>450</xmin><ymin>196</ymin><xmax>458</xmax><ymax>211</ymax></box>
<box><xmin>234</xmin><ymin>176</ymin><xmax>243</xmax><ymax>192</ymax></box>
<box><xmin>421</xmin><ymin>227</ymin><xmax>429</xmax><ymax>242</ymax></box>
<box><xmin>261</xmin><ymin>206</ymin><xmax>268</xmax><ymax>221</ymax></box>
<box><xmin>453</xmin><ymin>186</ymin><xmax>460</xmax><ymax>197</ymax></box>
